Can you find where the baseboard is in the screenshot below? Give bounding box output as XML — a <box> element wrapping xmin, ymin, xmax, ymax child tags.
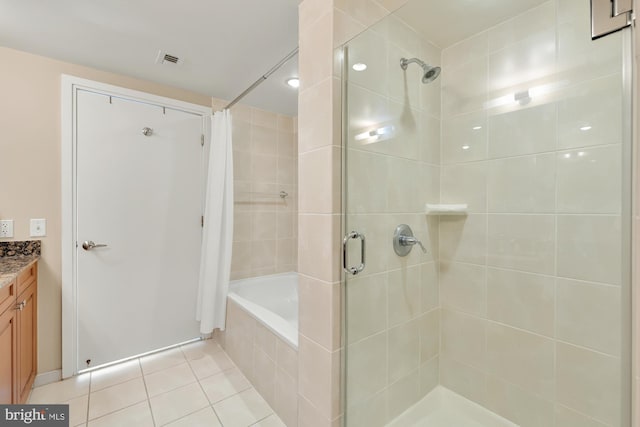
<box><xmin>33</xmin><ymin>370</ymin><xmax>62</xmax><ymax>388</ymax></box>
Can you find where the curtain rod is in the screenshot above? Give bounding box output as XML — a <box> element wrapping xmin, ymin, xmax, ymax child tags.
<box><xmin>224</xmin><ymin>47</ymin><xmax>299</xmax><ymax>110</ymax></box>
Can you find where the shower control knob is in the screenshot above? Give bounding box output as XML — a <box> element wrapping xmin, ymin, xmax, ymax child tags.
<box><xmin>393</xmin><ymin>224</ymin><xmax>427</xmax><ymax>257</ymax></box>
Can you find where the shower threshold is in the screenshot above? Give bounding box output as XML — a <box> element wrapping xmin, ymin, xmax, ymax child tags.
<box><xmin>386</xmin><ymin>386</ymin><xmax>519</xmax><ymax>427</ymax></box>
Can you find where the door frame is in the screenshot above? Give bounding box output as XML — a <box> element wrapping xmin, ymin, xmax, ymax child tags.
<box><xmin>61</xmin><ymin>75</ymin><xmax>212</xmax><ymax>378</ymax></box>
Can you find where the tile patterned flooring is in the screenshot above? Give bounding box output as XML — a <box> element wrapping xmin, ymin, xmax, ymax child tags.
<box><xmin>27</xmin><ymin>339</ymin><xmax>286</xmax><ymax>427</ymax></box>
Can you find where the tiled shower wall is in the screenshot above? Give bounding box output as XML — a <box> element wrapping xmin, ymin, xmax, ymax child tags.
<box><xmin>212</xmin><ymin>99</ymin><xmax>298</xmax><ymax>280</ymax></box>
<box><xmin>296</xmin><ymin>0</ymin><xmax>412</xmax><ymax>425</ymax></box>
<box><xmin>343</xmin><ymin>14</ymin><xmax>442</xmax><ymax>425</ymax></box>
<box><xmin>439</xmin><ymin>1</ymin><xmax>624</xmax><ymax>426</ymax></box>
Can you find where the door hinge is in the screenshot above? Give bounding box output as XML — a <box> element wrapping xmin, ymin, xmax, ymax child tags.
<box><xmin>591</xmin><ymin>0</ymin><xmax>632</xmax><ymax>39</ymax></box>
<box><xmin>201</xmin><ymin>216</ymin><xmax>204</xmax><ymax>227</ymax></box>
<box><xmin>201</xmin><ymin>134</ymin><xmax>205</xmax><ymax>146</ymax></box>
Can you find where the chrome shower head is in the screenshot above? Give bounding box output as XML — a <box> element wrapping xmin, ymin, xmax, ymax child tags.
<box><xmin>400</xmin><ymin>57</ymin><xmax>441</xmax><ymax>84</ymax></box>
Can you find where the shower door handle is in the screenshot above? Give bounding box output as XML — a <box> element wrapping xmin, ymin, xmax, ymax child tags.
<box><xmin>343</xmin><ymin>231</ymin><xmax>365</xmax><ymax>275</ymax></box>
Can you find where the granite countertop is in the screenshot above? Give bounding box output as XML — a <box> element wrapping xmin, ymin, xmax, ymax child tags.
<box><xmin>0</xmin><ymin>241</ymin><xmax>41</xmax><ymax>289</ymax></box>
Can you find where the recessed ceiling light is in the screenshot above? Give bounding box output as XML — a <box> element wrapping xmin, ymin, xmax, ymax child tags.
<box><xmin>352</xmin><ymin>63</ymin><xmax>368</xmax><ymax>71</ymax></box>
<box><xmin>462</xmin><ymin>145</ymin><xmax>470</xmax><ymax>150</ymax></box>
<box><xmin>580</xmin><ymin>125</ymin><xmax>592</xmax><ymax>131</ymax></box>
<box><xmin>286</xmin><ymin>78</ymin><xmax>300</xmax><ymax>88</ymax></box>
<box><xmin>472</xmin><ymin>126</ymin><xmax>482</xmax><ymax>131</ymax></box>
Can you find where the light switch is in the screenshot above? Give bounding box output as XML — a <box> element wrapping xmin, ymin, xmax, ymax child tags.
<box><xmin>0</xmin><ymin>220</ymin><xmax>13</xmax><ymax>238</ymax></box>
<box><xmin>30</xmin><ymin>218</ymin><xmax>46</xmax><ymax>237</ymax></box>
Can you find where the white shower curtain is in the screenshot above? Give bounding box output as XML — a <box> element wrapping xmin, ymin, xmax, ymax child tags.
<box><xmin>196</xmin><ymin>109</ymin><xmax>234</xmax><ymax>334</ymax></box>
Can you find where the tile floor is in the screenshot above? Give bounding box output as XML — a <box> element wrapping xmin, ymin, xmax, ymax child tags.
<box><xmin>27</xmin><ymin>339</ymin><xmax>286</xmax><ymax>427</ymax></box>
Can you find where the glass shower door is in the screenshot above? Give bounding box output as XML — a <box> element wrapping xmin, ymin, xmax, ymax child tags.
<box><xmin>342</xmin><ymin>1</ymin><xmax>632</xmax><ymax>426</ymax></box>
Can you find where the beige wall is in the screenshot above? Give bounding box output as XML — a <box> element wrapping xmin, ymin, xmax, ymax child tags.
<box><xmin>0</xmin><ymin>46</ymin><xmax>211</xmax><ymax>374</ymax></box>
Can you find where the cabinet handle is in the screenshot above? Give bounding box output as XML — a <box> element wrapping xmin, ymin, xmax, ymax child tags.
<box><xmin>14</xmin><ymin>301</ymin><xmax>24</xmax><ymax>311</ymax></box>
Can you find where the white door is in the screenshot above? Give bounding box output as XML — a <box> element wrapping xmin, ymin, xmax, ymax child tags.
<box><xmin>75</xmin><ymin>90</ymin><xmax>204</xmax><ymax>371</ymax></box>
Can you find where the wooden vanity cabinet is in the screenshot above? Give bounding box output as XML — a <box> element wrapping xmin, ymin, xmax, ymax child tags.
<box><xmin>0</xmin><ymin>280</ymin><xmax>18</xmax><ymax>404</ymax></box>
<box><xmin>16</xmin><ymin>264</ymin><xmax>37</xmax><ymax>404</ymax></box>
<box><xmin>0</xmin><ymin>261</ymin><xmax>38</xmax><ymax>404</ymax></box>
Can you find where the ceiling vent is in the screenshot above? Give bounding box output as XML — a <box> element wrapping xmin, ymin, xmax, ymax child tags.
<box><xmin>155</xmin><ymin>50</ymin><xmax>183</xmax><ymax>66</ymax></box>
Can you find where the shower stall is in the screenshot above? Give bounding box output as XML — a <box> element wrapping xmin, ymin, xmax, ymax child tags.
<box><xmin>341</xmin><ymin>0</ymin><xmax>632</xmax><ymax>426</ymax></box>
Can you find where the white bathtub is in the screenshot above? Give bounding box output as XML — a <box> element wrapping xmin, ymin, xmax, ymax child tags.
<box><xmin>228</xmin><ymin>272</ymin><xmax>298</xmax><ymax>348</ymax></box>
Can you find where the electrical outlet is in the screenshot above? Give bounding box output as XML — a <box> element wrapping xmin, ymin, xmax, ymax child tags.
<box><xmin>30</xmin><ymin>218</ymin><xmax>46</xmax><ymax>237</ymax></box>
<box><xmin>0</xmin><ymin>220</ymin><xmax>14</xmax><ymax>238</ymax></box>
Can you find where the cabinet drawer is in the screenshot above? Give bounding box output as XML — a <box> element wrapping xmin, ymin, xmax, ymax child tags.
<box><xmin>16</xmin><ymin>264</ymin><xmax>36</xmax><ymax>295</ymax></box>
<box><xmin>0</xmin><ymin>281</ymin><xmax>16</xmax><ymax>317</ymax></box>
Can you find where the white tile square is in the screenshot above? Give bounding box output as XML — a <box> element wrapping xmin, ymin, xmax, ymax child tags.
<box><xmin>144</xmin><ymin>362</ymin><xmax>197</xmax><ymax>397</ymax></box>
<box><xmin>441</xmin><ymin>163</ymin><xmax>487</xmax><ymax>213</ymax></box>
<box><xmin>439</xmin><ymin>214</ymin><xmax>487</xmax><ymax>265</ymax></box>
<box><xmin>87</xmin><ymin>401</ymin><xmax>153</xmax><ymax>427</ymax></box>
<box><xmin>487</xmin><ymin>154</ymin><xmax>556</xmax><ymax>213</ymax></box>
<box><xmin>487</xmin><ymin>214</ymin><xmax>555</xmax><ymax>275</ymax></box>
<box><xmin>346</xmin><ymin>333</ymin><xmax>387</xmax><ymax>406</ymax></box>
<box><xmin>556</xmin><ymin>146</ymin><xmax>621</xmax><ymax>214</ymax></box>
<box><xmin>556</xmin><ymin>278</ymin><xmax>621</xmax><ymax>355</ymax></box>
<box><xmin>557</xmin><ymin>215</ymin><xmax>621</xmax><ymax>284</ymax></box>
<box><xmin>28</xmin><ymin>374</ymin><xmax>90</xmax><ymax>404</ymax></box>
<box><xmin>140</xmin><ymin>347</ymin><xmax>186</xmax><ymax>375</ymax></box>
<box><xmin>66</xmin><ymin>394</ymin><xmax>89</xmax><ymax>427</ymax></box>
<box><xmin>441</xmin><ymin>111</ymin><xmax>487</xmax><ymax>165</ymax></box>
<box><xmin>486</xmin><ymin>323</ymin><xmax>555</xmax><ymax>396</ymax></box>
<box><xmin>441</xmin><ymin>309</ymin><xmax>486</xmax><ymax>370</ymax></box>
<box><xmin>388</xmin><ymin>320</ymin><xmax>420</xmax><ymax>383</ymax></box>
<box><xmin>440</xmin><ymin>262</ymin><xmax>487</xmax><ymax>316</ymax></box>
<box><xmin>188</xmin><ymin>351</ymin><xmax>235</xmax><ymax>380</ymax></box>
<box><xmin>556</xmin><ymin>343</ymin><xmax>621</xmax><ymax>425</ymax></box>
<box><xmin>88</xmin><ymin>377</ymin><xmax>148</xmax><ymax>420</ymax></box>
<box><xmin>149</xmin><ymin>382</ymin><xmax>210</xmax><ymax>426</ymax></box>
<box><xmin>556</xmin><ymin>71</ymin><xmax>622</xmax><ymax>146</ymax></box>
<box><xmin>199</xmin><ymin>368</ymin><xmax>251</xmax><ymax>404</ymax></box>
<box><xmin>486</xmin><ymin>268</ymin><xmax>555</xmax><ymax>336</ymax></box>
<box><xmin>213</xmin><ymin>388</ymin><xmax>273</xmax><ymax>427</ymax></box>
<box><xmin>488</xmin><ymin>103</ymin><xmax>557</xmax><ymax>159</ymax></box>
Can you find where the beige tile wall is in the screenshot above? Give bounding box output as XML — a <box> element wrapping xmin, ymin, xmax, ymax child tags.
<box><xmin>211</xmin><ymin>99</ymin><xmax>299</xmax><ymax>280</ymax></box>
<box><xmin>297</xmin><ymin>0</ymin><xmax>409</xmax><ymax>426</ymax></box>
<box><xmin>216</xmin><ymin>300</ymin><xmax>299</xmax><ymax>426</ymax></box>
<box><xmin>439</xmin><ymin>1</ymin><xmax>626</xmax><ymax>425</ymax></box>
<box><xmin>307</xmin><ymin>0</ymin><xmax>636</xmax><ymax>426</ymax></box>
<box><xmin>341</xmin><ymin>11</ymin><xmax>441</xmax><ymax>426</ymax></box>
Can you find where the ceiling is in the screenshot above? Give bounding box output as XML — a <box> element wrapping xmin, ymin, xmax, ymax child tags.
<box><xmin>0</xmin><ymin>0</ymin><xmax>550</xmax><ymax>116</ymax></box>
<box><xmin>0</xmin><ymin>0</ymin><xmax>301</xmax><ymax>115</ymax></box>
<box><xmin>394</xmin><ymin>0</ymin><xmax>549</xmax><ymax>48</ymax></box>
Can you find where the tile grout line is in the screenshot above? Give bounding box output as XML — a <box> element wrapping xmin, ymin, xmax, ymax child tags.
<box><xmin>179</xmin><ymin>344</ymin><xmax>226</xmax><ymax>426</ymax></box>
<box><xmin>138</xmin><ymin>357</ymin><xmax>158</xmax><ymax>427</ymax></box>
<box><xmin>85</xmin><ymin>373</ymin><xmax>92</xmax><ymax>426</ymax></box>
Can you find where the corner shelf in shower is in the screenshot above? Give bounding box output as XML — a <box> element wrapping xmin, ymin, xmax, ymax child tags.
<box><xmin>425</xmin><ymin>203</ymin><xmax>468</xmax><ymax>215</ymax></box>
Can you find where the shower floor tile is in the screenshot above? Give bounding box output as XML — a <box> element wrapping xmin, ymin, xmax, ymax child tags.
<box><xmin>27</xmin><ymin>339</ymin><xmax>284</xmax><ymax>427</ymax></box>
<box><xmin>387</xmin><ymin>386</ymin><xmax>519</xmax><ymax>427</ymax></box>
